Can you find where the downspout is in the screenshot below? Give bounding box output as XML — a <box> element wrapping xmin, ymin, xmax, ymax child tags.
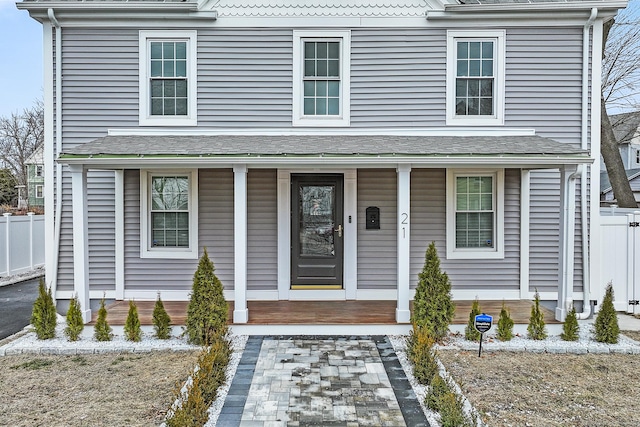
<box><xmin>47</xmin><ymin>8</ymin><xmax>63</xmax><ymax>302</ymax></box>
<box><xmin>576</xmin><ymin>7</ymin><xmax>598</xmax><ymax>319</ymax></box>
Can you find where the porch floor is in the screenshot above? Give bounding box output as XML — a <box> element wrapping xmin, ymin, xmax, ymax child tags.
<box><xmin>91</xmin><ymin>299</ymin><xmax>559</xmax><ymax>326</ymax></box>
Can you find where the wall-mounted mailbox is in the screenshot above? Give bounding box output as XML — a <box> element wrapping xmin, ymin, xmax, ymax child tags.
<box><xmin>366</xmin><ymin>206</ymin><xmax>380</xmax><ymax>230</ymax></box>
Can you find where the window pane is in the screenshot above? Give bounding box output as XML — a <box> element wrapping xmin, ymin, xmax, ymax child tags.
<box><xmin>176</xmin><ymin>80</ymin><xmax>188</xmax><ymax>97</ymax></box>
<box><xmin>163</xmin><ymin>42</ymin><xmax>174</xmax><ymax>59</ymax></box>
<box><xmin>176</xmin><ymin>99</ymin><xmax>188</xmax><ymax>116</ymax></box>
<box><xmin>469</xmin><ymin>60</ymin><xmax>480</xmax><ymax>77</ymax></box>
<box><xmin>304</xmin><ymin>59</ymin><xmax>315</xmax><ymax>77</ymax></box>
<box><xmin>328</xmin><ymin>81</ymin><xmax>340</xmax><ymax>97</ymax></box>
<box><xmin>304</xmin><ymin>98</ymin><xmax>315</xmax><ymax>115</ymax></box>
<box><xmin>176</xmin><ymin>60</ymin><xmax>187</xmax><ymax>78</ymax></box>
<box><xmin>328</xmin><ymin>42</ymin><xmax>339</xmax><ymax>59</ymax></box>
<box><xmin>480</xmin><ymin>98</ymin><xmax>493</xmax><ymax>115</ymax></box>
<box><xmin>468</xmin><ymin>80</ymin><xmax>479</xmax><ymax>97</ymax></box>
<box><xmin>150</xmin><ymin>42</ymin><xmax>162</xmax><ymax>59</ymax></box>
<box><xmin>304</xmin><ymin>42</ymin><xmax>315</xmax><ymax>59</ymax></box>
<box><xmin>468</xmin><ymin>193</ymin><xmax>481</xmax><ymax>210</ymax></box>
<box><xmin>164</xmin><ymin>80</ymin><xmax>176</xmax><ymax>97</ymax></box>
<box><xmin>316</xmin><ymin>81</ymin><xmax>327</xmax><ymax>96</ymax></box>
<box><xmin>151</xmin><ymin>80</ymin><xmax>163</xmax><ymax>97</ymax></box>
<box><xmin>316</xmin><ymin>97</ymin><xmax>327</xmax><ymax>115</ymax></box>
<box><xmin>164</xmin><ymin>98</ymin><xmax>175</xmax><ymax>115</ymax></box>
<box><xmin>328</xmin><ymin>59</ymin><xmax>339</xmax><ymax>77</ymax></box>
<box><xmin>457</xmin><ymin>42</ymin><xmax>468</xmax><ymax>59</ymax></box>
<box><xmin>467</xmin><ymin>98</ymin><xmax>479</xmax><ymax>115</ymax></box>
<box><xmin>175</xmin><ymin>42</ymin><xmax>187</xmax><ymax>60</ymax></box>
<box><xmin>151</xmin><ymin>99</ymin><xmax>163</xmax><ymax>115</ymax></box>
<box><xmin>317</xmin><ymin>42</ymin><xmax>327</xmax><ymax>58</ymax></box>
<box><xmin>456</xmin><ymin>98</ymin><xmax>467</xmax><ymax>115</ymax></box>
<box><xmin>456</xmin><ymin>80</ymin><xmax>467</xmax><ymax>97</ymax></box>
<box><xmin>317</xmin><ymin>60</ymin><xmax>328</xmax><ymax>77</ymax></box>
<box><xmin>457</xmin><ymin>60</ymin><xmax>468</xmax><ymax>77</ymax></box>
<box><xmin>304</xmin><ymin>81</ymin><xmax>315</xmax><ymax>97</ymax></box>
<box><xmin>481</xmin><ymin>59</ymin><xmax>493</xmax><ymax>77</ymax></box>
<box><xmin>151</xmin><ymin>60</ymin><xmax>162</xmax><ymax>77</ymax></box>
<box><xmin>163</xmin><ymin>60</ymin><xmax>174</xmax><ymax>77</ymax></box>
<box><xmin>480</xmin><ymin>79</ymin><xmax>493</xmax><ymax>97</ymax></box>
<box><xmin>457</xmin><ymin>193</ymin><xmax>468</xmax><ymax>210</ymax></box>
<box><xmin>469</xmin><ymin>42</ymin><xmax>481</xmax><ymax>59</ymax></box>
<box><xmin>482</xmin><ymin>41</ymin><xmax>493</xmax><ymax>59</ymax></box>
<box><xmin>328</xmin><ymin>98</ymin><xmax>339</xmax><ymax>115</ymax></box>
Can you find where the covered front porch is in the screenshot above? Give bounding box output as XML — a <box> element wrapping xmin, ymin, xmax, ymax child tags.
<box><xmin>93</xmin><ymin>299</ymin><xmax>560</xmax><ymax>335</ymax></box>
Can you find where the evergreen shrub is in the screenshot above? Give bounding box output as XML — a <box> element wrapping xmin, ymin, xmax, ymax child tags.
<box><xmin>464</xmin><ymin>298</ymin><xmax>481</xmax><ymax>341</ymax></box>
<box><xmin>561</xmin><ymin>305</ymin><xmax>580</xmax><ymax>341</ymax></box>
<box><xmin>64</xmin><ymin>294</ymin><xmax>84</xmax><ymax>341</ymax></box>
<box><xmin>166</xmin><ymin>375</ymin><xmax>209</xmax><ymax>427</ymax></box>
<box><xmin>425</xmin><ymin>373</ymin><xmax>449</xmax><ymax>411</ymax></box>
<box><xmin>94</xmin><ymin>297</ymin><xmax>113</xmax><ymax>342</ymax></box>
<box><xmin>153</xmin><ymin>294</ymin><xmax>172</xmax><ymax>340</ymax></box>
<box><xmin>407</xmin><ymin>325</ymin><xmax>439</xmax><ymax>386</ymax></box>
<box><xmin>31</xmin><ymin>278</ymin><xmax>57</xmax><ymax>340</ymax></box>
<box><xmin>412</xmin><ymin>241</ymin><xmax>455</xmax><ymax>341</ymax></box>
<box><xmin>186</xmin><ymin>248</ymin><xmax>229</xmax><ymax>346</ymax></box>
<box><xmin>497</xmin><ymin>301</ymin><xmax>514</xmax><ymax>342</ymax></box>
<box><xmin>594</xmin><ymin>282</ymin><xmax>620</xmax><ymax>344</ymax></box>
<box><xmin>438</xmin><ymin>392</ymin><xmax>471</xmax><ymax>427</ymax></box>
<box><xmin>124</xmin><ymin>300</ymin><xmax>142</xmax><ymax>342</ymax></box>
<box><xmin>527</xmin><ymin>291</ymin><xmax>547</xmax><ymax>340</ymax></box>
<box><xmin>194</xmin><ymin>333</ymin><xmax>231</xmax><ymax>403</ymax></box>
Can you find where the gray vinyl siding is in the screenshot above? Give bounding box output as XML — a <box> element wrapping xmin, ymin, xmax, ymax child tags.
<box><xmin>247</xmin><ymin>170</ymin><xmax>278</xmax><ymax>291</ymax></box>
<box><xmin>410</xmin><ymin>169</ymin><xmax>521</xmax><ymax>291</ymax></box>
<box><xmin>357</xmin><ymin>169</ymin><xmax>397</xmax><ymax>289</ymax></box>
<box><xmin>123</xmin><ymin>169</ymin><xmax>235</xmax><ymax>291</ymax></box>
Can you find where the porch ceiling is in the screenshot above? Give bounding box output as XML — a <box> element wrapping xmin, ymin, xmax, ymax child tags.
<box><xmin>58</xmin><ymin>134</ymin><xmax>592</xmax><ymax>169</ymax></box>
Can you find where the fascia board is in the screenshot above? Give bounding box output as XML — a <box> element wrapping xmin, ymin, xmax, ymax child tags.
<box><xmin>428</xmin><ymin>3</ymin><xmax>626</xmax><ymax>22</ymax></box>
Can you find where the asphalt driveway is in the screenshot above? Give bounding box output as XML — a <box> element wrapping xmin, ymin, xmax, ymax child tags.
<box><xmin>0</xmin><ymin>278</ymin><xmax>40</xmax><ymax>340</ymax></box>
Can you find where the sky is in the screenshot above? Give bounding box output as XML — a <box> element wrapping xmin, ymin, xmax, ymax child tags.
<box><xmin>0</xmin><ymin>0</ymin><xmax>637</xmax><ymax>119</ymax></box>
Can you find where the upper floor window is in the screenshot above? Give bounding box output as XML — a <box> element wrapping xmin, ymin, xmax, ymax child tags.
<box><xmin>139</xmin><ymin>31</ymin><xmax>197</xmax><ymax>126</ymax></box>
<box><xmin>446</xmin><ymin>30</ymin><xmax>505</xmax><ymax>126</ymax></box>
<box><xmin>446</xmin><ymin>169</ymin><xmax>504</xmax><ymax>259</ymax></box>
<box><xmin>293</xmin><ymin>31</ymin><xmax>350</xmax><ymax>127</ymax></box>
<box><xmin>35</xmin><ymin>165</ymin><xmax>43</xmax><ymax>177</ymax></box>
<box><xmin>35</xmin><ymin>185</ymin><xmax>43</xmax><ymax>199</ymax></box>
<box><xmin>140</xmin><ymin>170</ymin><xmax>199</xmax><ymax>259</ymax></box>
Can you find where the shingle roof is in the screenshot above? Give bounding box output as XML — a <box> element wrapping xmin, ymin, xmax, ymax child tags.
<box><xmin>61</xmin><ymin>134</ymin><xmax>586</xmax><ymax>158</ymax></box>
<box><xmin>611</xmin><ymin>111</ymin><xmax>640</xmax><ymax>145</ymax></box>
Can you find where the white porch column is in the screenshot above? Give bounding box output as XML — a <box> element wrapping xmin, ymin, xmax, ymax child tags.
<box><xmin>556</xmin><ymin>165</ymin><xmax>578</xmax><ymax>321</ymax></box>
<box><xmin>396</xmin><ymin>165</ymin><xmax>411</xmax><ymax>323</ymax></box>
<box><xmin>69</xmin><ymin>165</ymin><xmax>91</xmax><ymax>323</ymax></box>
<box><xmin>233</xmin><ymin>165</ymin><xmax>249</xmax><ymax>323</ymax></box>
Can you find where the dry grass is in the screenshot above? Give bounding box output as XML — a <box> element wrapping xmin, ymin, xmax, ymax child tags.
<box><xmin>0</xmin><ymin>351</ymin><xmax>198</xmax><ymax>427</ymax></box>
<box><xmin>438</xmin><ymin>333</ymin><xmax>640</xmax><ymax>427</ymax></box>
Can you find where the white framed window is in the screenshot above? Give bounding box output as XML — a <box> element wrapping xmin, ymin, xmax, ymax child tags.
<box><xmin>35</xmin><ymin>185</ymin><xmax>43</xmax><ymax>199</ymax></box>
<box><xmin>140</xmin><ymin>170</ymin><xmax>198</xmax><ymax>259</ymax></box>
<box><xmin>35</xmin><ymin>165</ymin><xmax>43</xmax><ymax>177</ymax></box>
<box><xmin>293</xmin><ymin>30</ymin><xmax>351</xmax><ymax>127</ymax></box>
<box><xmin>446</xmin><ymin>30</ymin><xmax>505</xmax><ymax>126</ymax></box>
<box><xmin>446</xmin><ymin>169</ymin><xmax>504</xmax><ymax>259</ymax></box>
<box><xmin>139</xmin><ymin>31</ymin><xmax>197</xmax><ymax>126</ymax></box>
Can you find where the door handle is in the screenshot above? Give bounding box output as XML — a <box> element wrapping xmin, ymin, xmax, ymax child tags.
<box><xmin>335</xmin><ymin>224</ymin><xmax>343</xmax><ymax>238</ymax></box>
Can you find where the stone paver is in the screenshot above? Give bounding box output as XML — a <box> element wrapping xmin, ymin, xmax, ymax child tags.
<box><xmin>221</xmin><ymin>335</ymin><xmax>429</xmax><ymax>427</ymax></box>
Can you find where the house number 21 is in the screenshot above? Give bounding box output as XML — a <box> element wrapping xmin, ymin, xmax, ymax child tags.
<box><xmin>401</xmin><ymin>213</ymin><xmax>408</xmax><ymax>238</ymax></box>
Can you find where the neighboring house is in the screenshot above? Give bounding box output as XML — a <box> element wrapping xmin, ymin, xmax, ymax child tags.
<box><xmin>600</xmin><ymin>111</ymin><xmax>640</xmax><ymax>204</ymax></box>
<box><xmin>601</xmin><ymin>169</ymin><xmax>640</xmax><ymax>204</ymax></box>
<box><xmin>18</xmin><ymin>0</ymin><xmax>627</xmax><ymax>325</ymax></box>
<box><xmin>25</xmin><ymin>144</ymin><xmax>44</xmax><ymax>209</ymax></box>
<box><xmin>602</xmin><ymin>111</ymin><xmax>640</xmax><ymax>170</ymax></box>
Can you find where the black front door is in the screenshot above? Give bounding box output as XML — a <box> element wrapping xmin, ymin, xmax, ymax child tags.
<box><xmin>291</xmin><ymin>174</ymin><xmax>344</xmax><ymax>287</ymax></box>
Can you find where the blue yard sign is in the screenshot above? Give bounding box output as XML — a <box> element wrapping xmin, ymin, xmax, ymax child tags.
<box><xmin>474</xmin><ymin>313</ymin><xmax>493</xmax><ymax>357</ymax></box>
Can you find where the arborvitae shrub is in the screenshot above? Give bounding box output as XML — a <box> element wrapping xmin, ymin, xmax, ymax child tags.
<box><xmin>497</xmin><ymin>301</ymin><xmax>514</xmax><ymax>342</ymax></box>
<box><xmin>152</xmin><ymin>294</ymin><xmax>172</xmax><ymax>340</ymax></box>
<box><xmin>64</xmin><ymin>294</ymin><xmax>84</xmax><ymax>341</ymax></box>
<box><xmin>561</xmin><ymin>305</ymin><xmax>580</xmax><ymax>341</ymax></box>
<box><xmin>594</xmin><ymin>282</ymin><xmax>620</xmax><ymax>344</ymax></box>
<box><xmin>31</xmin><ymin>278</ymin><xmax>57</xmax><ymax>340</ymax></box>
<box><xmin>166</xmin><ymin>375</ymin><xmax>209</xmax><ymax>427</ymax></box>
<box><xmin>412</xmin><ymin>242</ymin><xmax>455</xmax><ymax>341</ymax></box>
<box><xmin>186</xmin><ymin>248</ymin><xmax>229</xmax><ymax>346</ymax></box>
<box><xmin>124</xmin><ymin>300</ymin><xmax>142</xmax><ymax>342</ymax></box>
<box><xmin>464</xmin><ymin>298</ymin><xmax>481</xmax><ymax>341</ymax></box>
<box><xmin>94</xmin><ymin>297</ymin><xmax>113</xmax><ymax>342</ymax></box>
<box><xmin>527</xmin><ymin>291</ymin><xmax>547</xmax><ymax>340</ymax></box>
<box><xmin>194</xmin><ymin>332</ymin><xmax>231</xmax><ymax>403</ymax></box>
<box><xmin>438</xmin><ymin>391</ymin><xmax>471</xmax><ymax>427</ymax></box>
<box><xmin>425</xmin><ymin>373</ymin><xmax>449</xmax><ymax>411</ymax></box>
<box><xmin>407</xmin><ymin>325</ymin><xmax>439</xmax><ymax>386</ymax></box>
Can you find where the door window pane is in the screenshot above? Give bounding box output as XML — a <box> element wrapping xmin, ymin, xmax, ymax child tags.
<box><xmin>299</xmin><ymin>185</ymin><xmax>335</xmax><ymax>256</ymax></box>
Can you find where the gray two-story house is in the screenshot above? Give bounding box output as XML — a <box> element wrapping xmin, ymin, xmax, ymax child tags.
<box><xmin>18</xmin><ymin>0</ymin><xmax>626</xmax><ymax>325</ymax></box>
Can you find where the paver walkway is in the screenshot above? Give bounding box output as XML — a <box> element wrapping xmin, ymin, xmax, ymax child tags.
<box><xmin>219</xmin><ymin>336</ymin><xmax>429</xmax><ymax>427</ymax></box>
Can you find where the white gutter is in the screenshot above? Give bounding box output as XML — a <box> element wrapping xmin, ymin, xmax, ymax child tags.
<box><xmin>47</xmin><ymin>8</ymin><xmax>63</xmax><ymax>302</ymax></box>
<box><xmin>575</xmin><ymin>7</ymin><xmax>598</xmax><ymax>320</ymax></box>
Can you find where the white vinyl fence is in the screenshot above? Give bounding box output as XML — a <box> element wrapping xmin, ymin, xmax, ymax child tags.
<box><xmin>0</xmin><ymin>213</ymin><xmax>45</xmax><ymax>277</ymax></box>
<box><xmin>600</xmin><ymin>208</ymin><xmax>640</xmax><ymax>314</ymax></box>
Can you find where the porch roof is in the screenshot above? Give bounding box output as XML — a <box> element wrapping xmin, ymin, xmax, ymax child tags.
<box><xmin>58</xmin><ymin>133</ymin><xmax>592</xmax><ymax>168</ymax></box>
